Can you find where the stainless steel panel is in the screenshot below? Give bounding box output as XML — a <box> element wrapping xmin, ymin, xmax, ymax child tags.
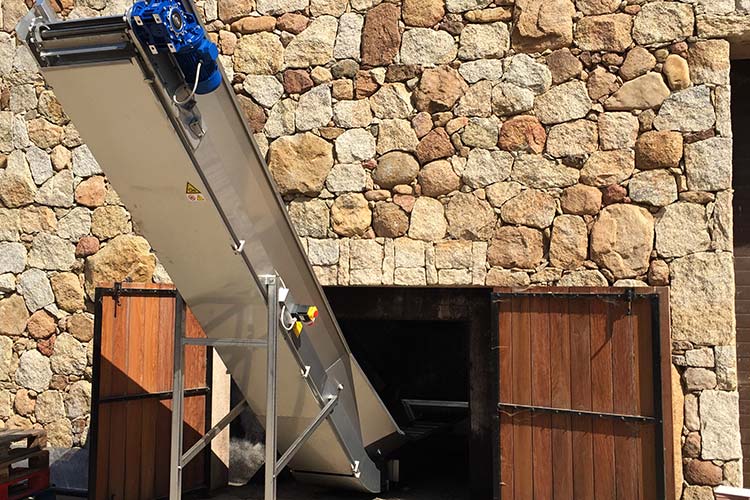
<box><xmin>40</xmin><ymin>56</ymin><xmax>399</xmax><ymax>492</ymax></box>
<box><xmin>350</xmin><ymin>355</ymin><xmax>401</xmax><ymax>449</ymax></box>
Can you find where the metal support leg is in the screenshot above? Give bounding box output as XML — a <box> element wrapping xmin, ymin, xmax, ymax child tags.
<box><xmin>165</xmin><ymin>275</ymin><xmax>330</xmax><ymax>500</ymax></box>
<box><xmin>264</xmin><ymin>276</ymin><xmax>279</xmax><ymax>500</ymax></box>
<box><xmin>169</xmin><ymin>294</ymin><xmax>186</xmax><ymax>500</ymax></box>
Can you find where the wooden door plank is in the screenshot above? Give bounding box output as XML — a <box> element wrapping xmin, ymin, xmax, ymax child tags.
<box><xmin>111</xmin><ymin>294</ymin><xmax>130</xmax><ymax>397</ymax></box>
<box><xmin>126</xmin><ymin>294</ymin><xmax>147</xmax><ymax>394</ymax></box>
<box><xmin>611</xmin><ymin>300</ymin><xmax>639</xmax><ymax>500</ymax></box>
<box><xmin>99</xmin><ymin>297</ymin><xmax>115</xmax><ymax>399</ymax></box>
<box><xmin>95</xmin><ymin>297</ymin><xmax>115</xmax><ymax>500</ymax></box>
<box><xmin>94</xmin><ymin>403</ymin><xmax>110</xmax><ymax>500</ymax></box>
<box><xmin>568</xmin><ymin>296</ymin><xmax>594</xmax><ymax>500</ymax></box>
<box><xmin>155</xmin><ymin>399</ymin><xmax>172</xmax><ymax>498</ymax></box>
<box><xmin>140</xmin><ymin>296</ymin><xmax>161</xmax><ymax>499</ymax></box>
<box><xmin>530</xmin><ymin>297</ymin><xmax>552</xmax><ymax>500</ymax></box>
<box><xmin>634</xmin><ymin>300</ymin><xmax>655</xmax><ymax>419</ymax></box>
<box><xmin>634</xmin><ymin>298</ymin><xmax>657</xmax><ymax>500</ymax></box>
<box><xmin>638</xmin><ymin>424</ymin><xmax>658</xmax><ymax>500</ymax></box>
<box><xmin>125</xmin><ymin>294</ymin><xmax>146</xmax><ymax>498</ymax></box>
<box><xmin>512</xmin><ymin>297</ymin><xmax>533</xmax><ymax>500</ymax></box>
<box><xmin>656</xmin><ymin>289</ymin><xmax>675</xmax><ymax>500</ymax></box>
<box><xmin>139</xmin><ymin>399</ymin><xmax>158</xmax><ymax>500</ymax></box>
<box><xmin>185</xmin><ymin>310</ymin><xmax>207</xmax><ymax>390</ymax></box>
<box><xmin>590</xmin><ymin>298</ymin><xmax>615</xmax><ymax>499</ymax></box>
<box><xmin>108</xmin><ymin>401</ymin><xmax>127</xmax><ymax>500</ymax></box>
<box><xmin>498</xmin><ymin>297</ymin><xmax>514</xmax><ymax>499</ymax></box>
<box><xmin>156</xmin><ymin>294</ymin><xmax>175</xmax><ymax>393</ymax></box>
<box><xmin>108</xmin><ymin>297</ymin><xmax>130</xmax><ymax>500</ymax></box>
<box><xmin>184</xmin><ymin>395</ymin><xmax>207</xmax><ymax>490</ymax></box>
<box><xmin>549</xmin><ymin>297</ymin><xmax>573</xmax><ymax>500</ymax></box>
<box><xmin>156</xmin><ymin>294</ymin><xmax>176</xmax><ymax>497</ymax></box>
<box><xmin>124</xmin><ymin>399</ymin><xmax>143</xmax><ymax>499</ymax></box>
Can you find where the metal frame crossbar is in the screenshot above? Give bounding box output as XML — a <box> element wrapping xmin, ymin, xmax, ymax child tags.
<box><xmin>400</xmin><ymin>399</ymin><xmax>469</xmax><ymax>422</ymax></box>
<box><xmin>168</xmin><ymin>275</ymin><xmax>340</xmax><ymax>500</ymax></box>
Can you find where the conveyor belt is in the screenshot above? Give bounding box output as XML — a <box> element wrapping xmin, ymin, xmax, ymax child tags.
<box><xmin>17</xmin><ymin>0</ymin><xmax>402</xmax><ymax>493</ymax></box>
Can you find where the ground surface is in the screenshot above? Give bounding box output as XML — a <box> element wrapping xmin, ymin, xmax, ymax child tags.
<box><xmin>211</xmin><ymin>424</ymin><xmax>471</xmax><ymax>500</ymax></box>
<box><xmin>59</xmin><ymin>478</ymin><xmax>467</xmax><ymax>500</ymax></box>
<box><xmin>52</xmin><ymin>428</ymin><xmax>471</xmax><ymax>499</ymax></box>
<box><xmin>58</xmin><ymin>482</ymin><xmax>466</xmax><ymax>500</ymax></box>
<box><xmin>204</xmin><ymin>477</ymin><xmax>467</xmax><ymax>500</ymax></box>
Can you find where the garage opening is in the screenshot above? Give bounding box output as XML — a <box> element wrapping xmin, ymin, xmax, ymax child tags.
<box><xmin>340</xmin><ymin>318</ymin><xmax>470</xmax><ymax>495</ymax></box>
<box><xmin>326</xmin><ymin>287</ymin><xmax>493</xmax><ymax>499</ymax></box>
<box><xmin>732</xmin><ymin>59</ymin><xmax>750</xmax><ymax>486</ymax></box>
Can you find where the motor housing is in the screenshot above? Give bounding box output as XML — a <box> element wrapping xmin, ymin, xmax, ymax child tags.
<box><xmin>129</xmin><ymin>0</ymin><xmax>221</xmax><ymax>94</ymax></box>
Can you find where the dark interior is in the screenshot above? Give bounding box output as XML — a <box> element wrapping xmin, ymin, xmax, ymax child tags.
<box><xmin>338</xmin><ymin>319</ymin><xmax>470</xmax><ymax>425</ymax></box>
<box><xmin>732</xmin><ymin>59</ymin><xmax>750</xmax><ymax>486</ymax></box>
<box><xmin>326</xmin><ymin>287</ymin><xmax>492</xmax><ymax>499</ymax></box>
<box><xmin>338</xmin><ymin>318</ymin><xmax>470</xmax><ymax>495</ymax></box>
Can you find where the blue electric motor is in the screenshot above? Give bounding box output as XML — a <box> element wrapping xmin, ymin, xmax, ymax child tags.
<box><xmin>128</xmin><ymin>0</ymin><xmax>221</xmax><ymax>95</ymax></box>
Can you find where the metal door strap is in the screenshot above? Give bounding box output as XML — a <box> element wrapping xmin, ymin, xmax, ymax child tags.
<box><xmin>497</xmin><ymin>402</ymin><xmax>659</xmax><ymax>424</ymax></box>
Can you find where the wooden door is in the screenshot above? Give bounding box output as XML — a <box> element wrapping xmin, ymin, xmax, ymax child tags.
<box><xmin>494</xmin><ymin>288</ymin><xmax>673</xmax><ymax>500</ymax></box>
<box><xmin>90</xmin><ymin>284</ymin><xmax>210</xmax><ymax>499</ymax></box>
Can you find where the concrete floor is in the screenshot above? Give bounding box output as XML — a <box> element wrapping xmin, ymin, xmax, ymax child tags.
<box><xmin>52</xmin><ymin>442</ymin><xmax>470</xmax><ymax>500</ymax></box>
<box><xmin>203</xmin><ymin>477</ymin><xmax>468</xmax><ymax>500</ymax></box>
<box><xmin>51</xmin><ymin>426</ymin><xmax>471</xmax><ymax>499</ymax></box>
<box><xmin>212</xmin><ymin>423</ymin><xmax>471</xmax><ymax>500</ymax></box>
<box><xmin>58</xmin><ymin>481</ymin><xmax>467</xmax><ymax>500</ymax></box>
<box><xmin>55</xmin><ymin>469</ymin><xmax>468</xmax><ymax>500</ymax></box>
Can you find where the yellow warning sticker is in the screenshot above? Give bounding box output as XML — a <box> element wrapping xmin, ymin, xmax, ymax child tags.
<box><xmin>185</xmin><ymin>182</ymin><xmax>205</xmax><ymax>202</ymax></box>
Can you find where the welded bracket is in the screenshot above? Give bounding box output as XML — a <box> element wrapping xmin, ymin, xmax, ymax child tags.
<box><xmin>15</xmin><ymin>0</ymin><xmax>57</xmax><ymax>45</ymax></box>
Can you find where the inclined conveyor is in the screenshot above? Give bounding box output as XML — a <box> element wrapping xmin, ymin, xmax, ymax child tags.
<box><xmin>16</xmin><ymin>1</ymin><xmax>404</xmax><ymax>497</ymax></box>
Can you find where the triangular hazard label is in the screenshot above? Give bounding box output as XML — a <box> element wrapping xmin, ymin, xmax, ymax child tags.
<box><xmin>186</xmin><ymin>182</ymin><xmax>202</xmax><ymax>194</ymax></box>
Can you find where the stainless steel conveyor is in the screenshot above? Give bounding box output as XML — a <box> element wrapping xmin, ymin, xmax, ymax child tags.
<box><xmin>16</xmin><ymin>1</ymin><xmax>403</xmax><ymax>497</ymax></box>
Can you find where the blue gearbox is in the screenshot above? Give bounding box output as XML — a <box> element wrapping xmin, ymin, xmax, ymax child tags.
<box><xmin>128</xmin><ymin>0</ymin><xmax>221</xmax><ymax>95</ymax></box>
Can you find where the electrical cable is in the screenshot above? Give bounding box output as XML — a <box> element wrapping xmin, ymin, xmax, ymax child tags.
<box><xmin>172</xmin><ymin>60</ymin><xmax>202</xmax><ymax>105</ymax></box>
<box><xmin>279</xmin><ymin>305</ymin><xmax>295</xmax><ymax>332</ymax></box>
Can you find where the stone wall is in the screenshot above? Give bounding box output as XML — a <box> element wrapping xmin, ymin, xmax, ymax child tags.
<box><xmin>0</xmin><ymin>0</ymin><xmax>745</xmax><ymax>495</ymax></box>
